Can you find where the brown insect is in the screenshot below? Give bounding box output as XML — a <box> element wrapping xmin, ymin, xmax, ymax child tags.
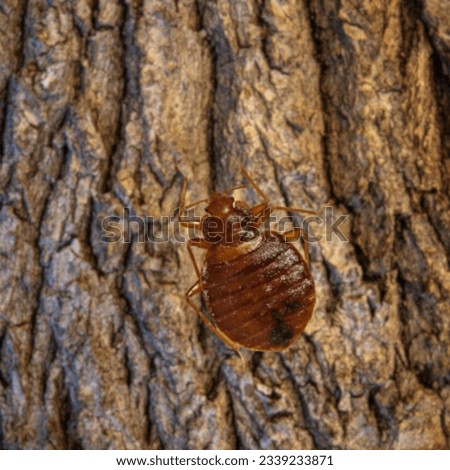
<box><xmin>178</xmin><ymin>167</ymin><xmax>316</xmax><ymax>352</ymax></box>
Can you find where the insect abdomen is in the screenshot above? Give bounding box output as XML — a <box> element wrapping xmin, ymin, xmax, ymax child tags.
<box><xmin>202</xmin><ymin>233</ymin><xmax>315</xmax><ymax>351</ymax></box>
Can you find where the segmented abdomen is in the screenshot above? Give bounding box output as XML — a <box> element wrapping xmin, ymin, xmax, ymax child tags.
<box><xmin>202</xmin><ymin>233</ymin><xmax>315</xmax><ymax>351</ymax></box>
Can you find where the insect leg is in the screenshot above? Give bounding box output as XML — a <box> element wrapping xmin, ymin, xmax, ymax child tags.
<box><xmin>176</xmin><ymin>168</ymin><xmax>208</xmax><ymax>216</ymax></box>
<box><xmin>223</xmin><ymin>184</ymin><xmax>247</xmax><ymax>194</ymax></box>
<box><xmin>186</xmin><ymin>281</ymin><xmax>242</xmax><ymax>353</ymax></box>
<box><xmin>240</xmin><ymin>167</ymin><xmax>269</xmax><ymax>204</ymax></box>
<box><xmin>241</xmin><ymin>168</ymin><xmax>300</xmax><ymax>231</ymax></box>
<box><xmin>186</xmin><ymin>239</ymin><xmax>208</xmax><ymax>289</ymax></box>
<box><xmin>239</xmin><ymin>166</ymin><xmax>318</xmax><ymax>216</ymax></box>
<box><xmin>184</xmin><ymin>198</ymin><xmax>209</xmax><ymax>210</ymax></box>
<box><xmin>250</xmin><ymin>203</ymin><xmax>270</xmax><ymax>223</ymax></box>
<box><xmin>270</xmin><ymin>205</ymin><xmax>318</xmax><ymax>216</ymax></box>
<box><xmin>269</xmin><ymin>205</ymin><xmax>318</xmax><ymax>266</ymax></box>
<box><xmin>177</xmin><ymin>169</ymin><xmax>188</xmax><ymax>215</ymax></box>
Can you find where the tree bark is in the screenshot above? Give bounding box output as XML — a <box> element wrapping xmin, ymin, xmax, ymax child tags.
<box><xmin>0</xmin><ymin>0</ymin><xmax>449</xmax><ymax>450</ymax></box>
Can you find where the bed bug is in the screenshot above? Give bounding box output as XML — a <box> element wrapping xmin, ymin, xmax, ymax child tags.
<box><xmin>177</xmin><ymin>167</ymin><xmax>316</xmax><ymax>352</ymax></box>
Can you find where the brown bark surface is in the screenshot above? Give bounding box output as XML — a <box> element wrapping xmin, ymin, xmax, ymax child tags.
<box><xmin>0</xmin><ymin>0</ymin><xmax>449</xmax><ymax>450</ymax></box>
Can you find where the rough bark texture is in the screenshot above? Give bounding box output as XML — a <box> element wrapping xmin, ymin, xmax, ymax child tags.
<box><xmin>0</xmin><ymin>0</ymin><xmax>449</xmax><ymax>450</ymax></box>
